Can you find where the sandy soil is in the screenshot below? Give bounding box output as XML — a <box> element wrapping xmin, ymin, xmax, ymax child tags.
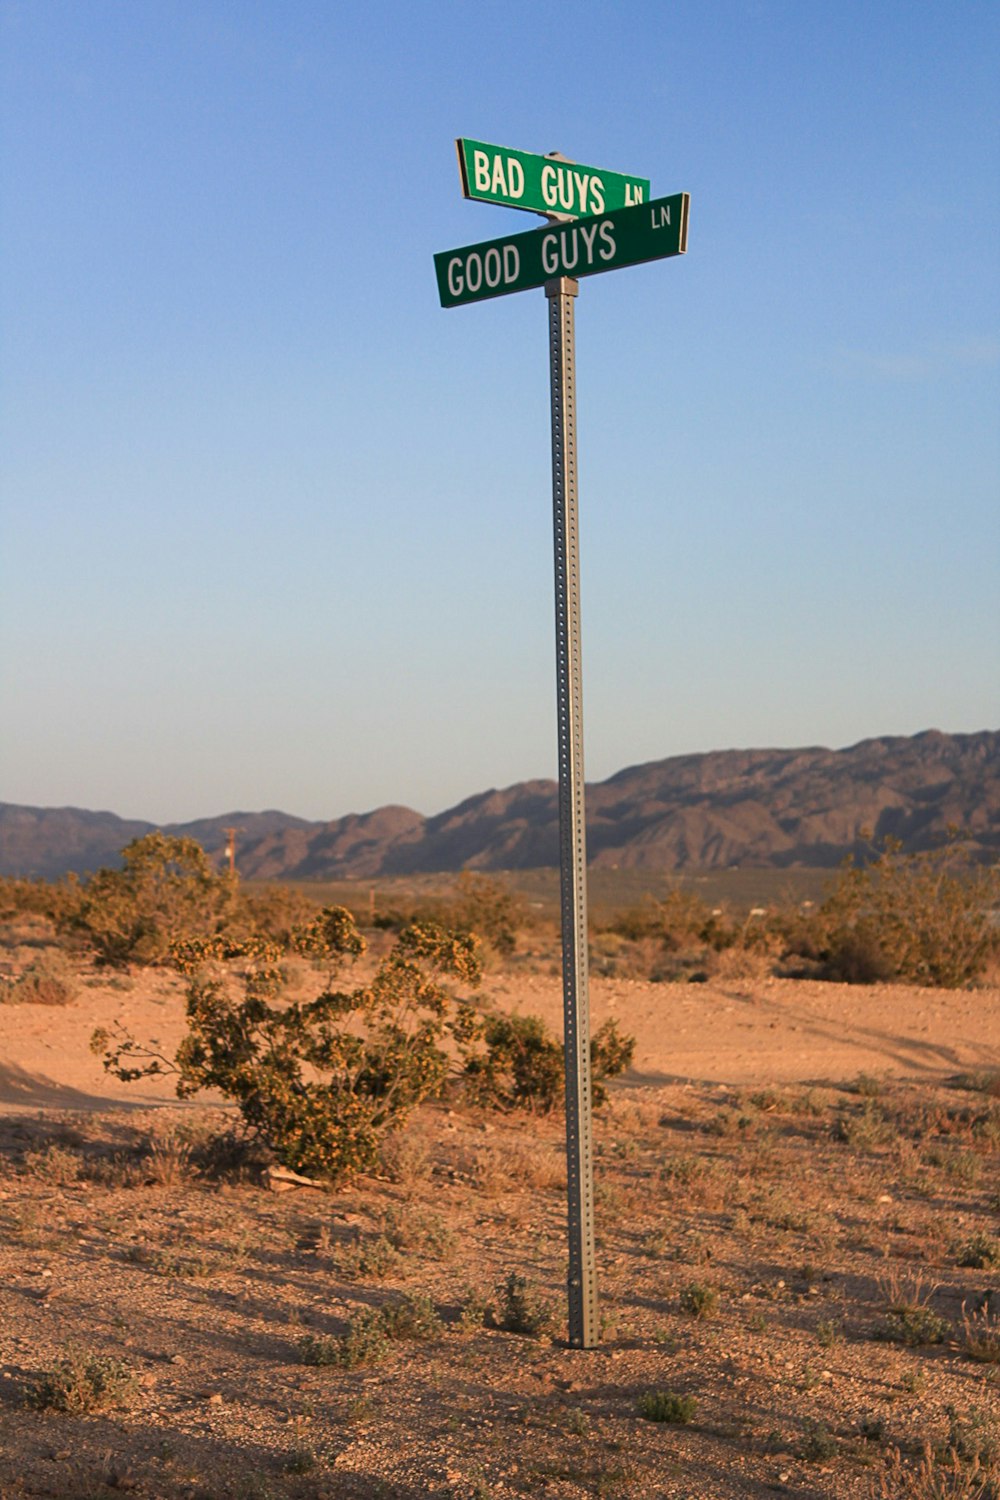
<box><xmin>2</xmin><ymin>967</ymin><xmax>998</xmax><ymax>1113</ymax></box>
<box><xmin>1</xmin><ymin>962</ymin><xmax>998</xmax><ymax>1500</ymax></box>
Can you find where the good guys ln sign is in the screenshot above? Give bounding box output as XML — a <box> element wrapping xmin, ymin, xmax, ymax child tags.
<box><xmin>434</xmin><ymin>192</ymin><xmax>689</xmax><ymax>308</ymax></box>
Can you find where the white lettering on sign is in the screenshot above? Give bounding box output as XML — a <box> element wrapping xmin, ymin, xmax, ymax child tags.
<box><xmin>447</xmin><ymin>242</ymin><xmax>521</xmax><ymax>299</ymax></box>
<box><xmin>540</xmin><ymin>164</ymin><xmax>558</xmax><ymax>209</ymax></box>
<box><xmin>473</xmin><ymin>150</ymin><xmax>526</xmax><ymax>202</ymax></box>
<box><xmin>625</xmin><ymin>183</ymin><xmax>644</xmax><ymax>206</ymax></box>
<box><xmin>542</xmin><ymin>219</ymin><xmax>618</xmax><ymax>277</ymax></box>
<box><xmin>651</xmin><ymin>203</ymin><xmax>671</xmax><ymax>228</ymax></box>
<box><xmin>540</xmin><ymin>162</ymin><xmax>607</xmax><ymax>217</ymax></box>
<box><xmin>541</xmin><ymin>231</ymin><xmax>559</xmax><ymax>276</ymax></box>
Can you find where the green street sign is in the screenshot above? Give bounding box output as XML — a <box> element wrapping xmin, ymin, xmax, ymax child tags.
<box><xmin>435</xmin><ymin>192</ymin><xmax>690</xmax><ymax>309</ymax></box>
<box><xmin>456</xmin><ymin>138</ymin><xmax>650</xmax><ymax>219</ymax></box>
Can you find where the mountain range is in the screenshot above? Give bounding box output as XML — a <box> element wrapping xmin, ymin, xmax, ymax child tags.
<box><xmin>1</xmin><ymin>730</ymin><xmax>997</xmax><ymax>882</ymax></box>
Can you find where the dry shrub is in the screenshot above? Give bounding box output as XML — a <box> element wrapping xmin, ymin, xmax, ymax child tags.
<box><xmin>708</xmin><ymin>941</ymin><xmax>779</xmax><ymax>984</ymax></box>
<box><xmin>0</xmin><ymin>875</ymin><xmax>83</xmax><ymax>929</ymax></box>
<box><xmin>377</xmin><ymin>1128</ymin><xmax>433</xmax><ymax>1186</ymax></box>
<box><xmin>962</xmin><ymin>1298</ymin><xmax>1000</xmax><ymax>1364</ymax></box>
<box><xmin>416</xmin><ymin>874</ymin><xmax>525</xmax><ymax>958</ymax></box>
<box><xmin>27</xmin><ymin>1350</ymin><xmax>139</xmax><ymax>1413</ymax></box>
<box><xmin>869</xmin><ymin>1442</ymin><xmax>1000</xmax><ymax>1499</ymax></box>
<box><xmin>72</xmin><ymin>832</ymin><xmax>240</xmax><ymax>967</ymax></box>
<box><xmin>0</xmin><ymin>950</ymin><xmax>76</xmax><ymax>1006</ymax></box>
<box><xmin>799</xmin><ymin>839</ymin><xmax>999</xmax><ymax>988</ymax></box>
<box><xmin>22</xmin><ymin>1143</ymin><xmax>85</xmax><ymax>1185</ymax></box>
<box><xmin>141</xmin><ymin>1129</ymin><xmax>195</xmax><ymax>1187</ymax></box>
<box><xmin>466</xmin><ymin>1137</ymin><xmax>566</xmax><ymax>1195</ymax></box>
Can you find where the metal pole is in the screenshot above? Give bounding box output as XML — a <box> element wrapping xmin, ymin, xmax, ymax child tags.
<box><xmin>546</xmin><ymin>275</ymin><xmax>598</xmax><ymax>1349</ymax></box>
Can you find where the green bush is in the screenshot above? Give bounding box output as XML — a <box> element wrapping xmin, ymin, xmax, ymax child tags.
<box><xmin>637</xmin><ymin>1390</ymin><xmax>697</xmax><ymax>1424</ymax></box>
<box><xmin>298</xmin><ymin>1295</ymin><xmax>444</xmax><ymax>1369</ymax></box>
<box><xmin>71</xmin><ymin>832</ymin><xmax>239</xmax><ymax>967</ymax></box>
<box><xmin>95</xmin><ymin>908</ymin><xmax>483</xmax><ymax>1184</ymax></box>
<box><xmin>463</xmin><ymin>1013</ymin><xmax>634</xmax><ymax>1112</ymax></box>
<box><xmin>882</xmin><ymin>1305</ymin><xmax>950</xmax><ymax>1347</ymax></box>
<box><xmin>488</xmin><ymin>1272</ymin><xmax>555</xmax><ymax>1336</ymax></box>
<box><xmin>27</xmin><ymin>1350</ymin><xmax>138</xmax><ymax>1413</ymax></box>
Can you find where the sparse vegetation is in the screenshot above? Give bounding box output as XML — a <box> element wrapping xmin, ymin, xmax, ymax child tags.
<box><xmin>679</xmin><ymin>1281</ymin><xmax>719</xmax><ymax>1319</ymax></box>
<box><xmin>27</xmin><ymin>1350</ymin><xmax>139</xmax><ymax>1413</ymax></box>
<box><xmin>961</xmin><ymin>1299</ymin><xmax>1000</xmax><ymax>1364</ymax></box>
<box><xmin>637</xmin><ymin>1390</ymin><xmax>697</xmax><ymax>1423</ymax></box>
<box><xmin>799</xmin><ymin>838</ymin><xmax>1000</xmax><ymax>988</ymax></box>
<box><xmin>1</xmin><ymin>848</ymin><xmax>998</xmax><ymax>1498</ymax></box>
<box><xmin>299</xmin><ymin>1294</ymin><xmax>444</xmax><ymax>1369</ymax></box>
<box><xmin>488</xmin><ymin>1271</ymin><xmax>556</xmax><ymax>1336</ymax></box>
<box><xmin>0</xmin><ymin>949</ymin><xmax>76</xmax><ymax>1005</ymax></box>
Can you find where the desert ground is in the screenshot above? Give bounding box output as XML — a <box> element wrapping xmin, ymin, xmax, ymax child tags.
<box><xmin>1</xmin><ymin>957</ymin><xmax>998</xmax><ymax>1499</ymax></box>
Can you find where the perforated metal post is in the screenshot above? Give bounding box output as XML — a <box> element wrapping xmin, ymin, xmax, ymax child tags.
<box><xmin>546</xmin><ymin>275</ymin><xmax>598</xmax><ymax>1349</ymax></box>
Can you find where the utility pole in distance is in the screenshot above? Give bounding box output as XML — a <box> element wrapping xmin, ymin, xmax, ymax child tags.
<box><xmin>223</xmin><ymin>828</ymin><xmax>238</xmax><ymax>876</ymax></box>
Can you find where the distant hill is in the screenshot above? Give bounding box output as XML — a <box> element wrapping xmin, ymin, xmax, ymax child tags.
<box><xmin>1</xmin><ymin>730</ymin><xmax>996</xmax><ymax>881</ymax></box>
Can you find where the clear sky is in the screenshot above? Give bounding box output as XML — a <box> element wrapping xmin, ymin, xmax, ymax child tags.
<box><xmin>2</xmin><ymin>0</ymin><xmax>998</xmax><ymax>824</ymax></box>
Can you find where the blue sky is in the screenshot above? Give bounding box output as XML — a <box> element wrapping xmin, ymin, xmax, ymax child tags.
<box><xmin>2</xmin><ymin>0</ymin><xmax>997</xmax><ymax>823</ymax></box>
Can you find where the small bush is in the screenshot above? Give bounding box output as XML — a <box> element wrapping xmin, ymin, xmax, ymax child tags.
<box><xmin>637</xmin><ymin>1390</ymin><xmax>696</xmax><ymax>1424</ymax></box>
<box><xmin>300</xmin><ymin>1311</ymin><xmax>389</xmax><ymax>1370</ymax></box>
<box><xmin>882</xmin><ymin>1306</ymin><xmax>950</xmax><ymax>1347</ymax></box>
<box><xmin>380</xmin><ymin>1206</ymin><xmax>455</xmax><ymax>1261</ymax></box>
<box><xmin>679</xmin><ymin>1282</ymin><xmax>719</xmax><ymax>1320</ymax></box>
<box><xmin>834</xmin><ymin>1100</ymin><xmax>893</xmax><ymax>1150</ymax></box>
<box><xmin>799</xmin><ymin>1421</ymin><xmax>838</xmax><ymax>1462</ymax></box>
<box><xmin>27</xmin><ymin>1350</ymin><xmax>138</xmax><ymax>1413</ymax></box>
<box><xmin>962</xmin><ymin>1299</ymin><xmax>1000</xmax><ymax>1364</ymax></box>
<box><xmin>22</xmin><ymin>1143</ymin><xmax>85</xmax><ymax>1185</ymax></box>
<box><xmin>943</xmin><ymin>1405</ymin><xmax>997</xmax><ymax>1468</ymax></box>
<box><xmin>956</xmin><ymin>1232</ymin><xmax>1000</xmax><ymax>1270</ymax></box>
<box><xmin>465</xmin><ymin>1014</ymin><xmax>563</xmax><ymax>1111</ymax></box>
<box><xmin>338</xmin><ymin>1234</ymin><xmax>401</xmax><ymax>1281</ymax></box>
<box><xmin>379</xmin><ymin>1294</ymin><xmax>444</xmax><ymax>1341</ymax></box>
<box><xmin>0</xmin><ymin>951</ymin><xmax>75</xmax><ymax>1006</ymax></box>
<box><xmin>299</xmin><ymin>1294</ymin><xmax>443</xmax><ymax>1369</ymax></box>
<box><xmin>489</xmin><ymin>1272</ymin><xmax>556</xmax><ymax>1337</ymax></box>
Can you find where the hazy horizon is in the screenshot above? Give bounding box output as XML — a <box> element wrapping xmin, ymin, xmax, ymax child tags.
<box><xmin>3</xmin><ymin>724</ymin><xmax>996</xmax><ymax>827</ymax></box>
